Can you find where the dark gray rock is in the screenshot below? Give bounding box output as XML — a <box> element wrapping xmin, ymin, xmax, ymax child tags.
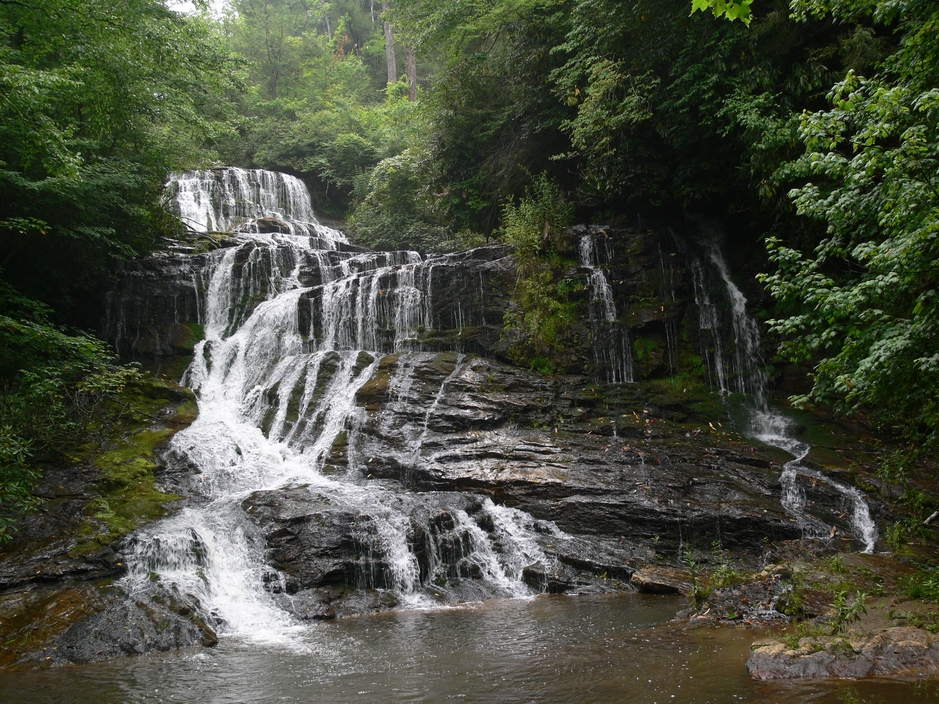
<box><xmin>40</xmin><ymin>591</ymin><xmax>216</xmax><ymax>666</ymax></box>
<box><xmin>353</xmin><ymin>352</ymin><xmax>809</xmax><ymax>554</ymax></box>
<box><xmin>242</xmin><ymin>485</ymin><xmax>397</xmax><ymax>592</ymax></box>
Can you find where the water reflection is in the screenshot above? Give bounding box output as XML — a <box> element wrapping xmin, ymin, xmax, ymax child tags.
<box><xmin>1</xmin><ymin>594</ymin><xmax>936</xmax><ymax>703</ymax></box>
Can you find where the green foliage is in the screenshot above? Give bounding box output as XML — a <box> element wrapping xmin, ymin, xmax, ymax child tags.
<box><xmin>0</xmin><ymin>284</ymin><xmax>143</xmax><ymax>541</ymax></box>
<box><xmin>502</xmin><ymin>174</ymin><xmax>575</xmax><ymax>259</ymax></box>
<box><xmin>906</xmin><ymin>568</ymin><xmax>939</xmax><ymax>603</ymax></box>
<box><xmin>348</xmin><ymin>148</ymin><xmax>482</xmax><ymax>251</ymax></box>
<box><xmin>691</xmin><ymin>0</ymin><xmax>755</xmax><ymax>25</ymax></box>
<box><xmin>552</xmin><ymin>0</ymin><xmax>847</xmax><ymax>214</ymax></box>
<box><xmin>394</xmin><ymin>0</ymin><xmax>575</xmax><ymax>233</ymax></box>
<box><xmin>0</xmin><ymin>425</ymin><xmax>38</xmax><ymax>541</ymax></box>
<box><xmin>681</xmin><ymin>547</ymin><xmax>711</xmax><ymax>602</ymax></box>
<box><xmin>0</xmin><ymin>0</ymin><xmax>237</xmax><ymax>314</ymax></box>
<box><xmin>215</xmin><ymin>0</ymin><xmax>423</xmax><ymax>216</ymax></box>
<box><xmin>501</xmin><ymin>174</ymin><xmax>579</xmax><ymax>371</ymax></box>
<box><xmin>711</xmin><ymin>563</ymin><xmax>747</xmax><ymax>587</ymax></box>
<box><xmin>829</xmin><ymin>588</ymin><xmax>868</xmax><ymax>634</ymax></box>
<box><xmin>760</xmin><ymin>0</ymin><xmax>939</xmax><ymax>449</ymax></box>
<box><xmin>778</xmin><ymin>571</ymin><xmax>807</xmax><ymax>617</ymax></box>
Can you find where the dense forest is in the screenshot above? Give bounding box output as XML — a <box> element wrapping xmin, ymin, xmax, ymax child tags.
<box><xmin>1</xmin><ymin>0</ymin><xmax>937</xmax><ymax>537</ymax></box>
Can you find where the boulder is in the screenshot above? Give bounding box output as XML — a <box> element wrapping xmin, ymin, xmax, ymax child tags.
<box><xmin>630</xmin><ymin>567</ymin><xmax>693</xmax><ymax>595</ymax></box>
<box><xmin>747</xmin><ymin>627</ymin><xmax>939</xmax><ymax>679</ymax></box>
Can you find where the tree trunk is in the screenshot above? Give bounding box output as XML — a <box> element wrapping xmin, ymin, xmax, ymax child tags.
<box><xmin>406</xmin><ymin>45</ymin><xmax>417</xmax><ymax>101</ymax></box>
<box><xmin>382</xmin><ymin>2</ymin><xmax>397</xmax><ymax>85</ymax></box>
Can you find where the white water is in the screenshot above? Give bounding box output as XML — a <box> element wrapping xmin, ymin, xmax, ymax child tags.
<box><xmin>125</xmin><ymin>169</ymin><xmax>555</xmax><ymax>643</ymax></box>
<box><xmin>167</xmin><ymin>167</ymin><xmax>346</xmax><ymax>246</ymax></box>
<box><xmin>693</xmin><ymin>232</ymin><xmax>877</xmax><ymax>553</ymax></box>
<box><xmin>578</xmin><ymin>231</ymin><xmax>635</xmax><ymax>383</ymax></box>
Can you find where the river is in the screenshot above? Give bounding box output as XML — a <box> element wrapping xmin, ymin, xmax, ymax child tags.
<box><xmin>2</xmin><ymin>593</ymin><xmax>936</xmax><ymax>703</ymax></box>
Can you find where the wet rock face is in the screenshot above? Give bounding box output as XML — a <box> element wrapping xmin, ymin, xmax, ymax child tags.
<box><xmin>242</xmin><ymin>486</ymin><xmax>397</xmax><ymax>592</ymax></box>
<box><xmin>351</xmin><ymin>352</ymin><xmax>805</xmax><ymax>553</ymax></box>
<box><xmin>216</xmin><ymin>349</ymin><xmax>828</xmax><ymax>621</ymax></box>
<box><xmin>104</xmin><ymin>241</ymin><xmax>519</xmax><ymax>363</ymax></box>
<box><xmin>103</xmin><ymin>252</ymin><xmax>206</xmax><ymax>359</ymax></box>
<box><xmin>240</xmin><ymin>483</ymin><xmax>643</xmax><ymax>614</ymax></box>
<box><xmin>102</xmin><ymin>226</ymin><xmax>721</xmax><ymax>383</ymax></box>
<box><xmin>747</xmin><ymin>627</ymin><xmax>939</xmax><ymax>679</ymax></box>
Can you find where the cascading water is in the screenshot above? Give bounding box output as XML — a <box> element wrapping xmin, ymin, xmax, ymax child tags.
<box><xmin>167</xmin><ymin>168</ymin><xmax>344</xmax><ymax>246</ymax></box>
<box><xmin>690</xmin><ymin>230</ymin><xmax>878</xmax><ymax>553</ymax></box>
<box><xmin>578</xmin><ymin>231</ymin><xmax>635</xmax><ymax>383</ymax></box>
<box><xmin>123</xmin><ymin>169</ymin><xmax>558</xmax><ymax>643</ymax></box>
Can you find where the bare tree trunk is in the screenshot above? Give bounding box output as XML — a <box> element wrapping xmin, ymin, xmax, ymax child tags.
<box><xmin>406</xmin><ymin>45</ymin><xmax>417</xmax><ymax>101</ymax></box>
<box><xmin>370</xmin><ymin>0</ymin><xmax>376</xmax><ymax>27</ymax></box>
<box><xmin>382</xmin><ymin>2</ymin><xmax>397</xmax><ymax>85</ymax></box>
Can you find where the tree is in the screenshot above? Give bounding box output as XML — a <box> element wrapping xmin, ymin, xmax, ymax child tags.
<box><xmin>0</xmin><ymin>0</ymin><xmax>237</xmax><ymax>318</ymax></box>
<box><xmin>382</xmin><ymin>1</ymin><xmax>397</xmax><ymax>84</ymax></box>
<box><xmin>390</xmin><ymin>0</ymin><xmax>576</xmax><ymax>233</ymax></box>
<box><xmin>0</xmin><ymin>0</ymin><xmax>233</xmax><ymax>535</ymax></box>
<box><xmin>405</xmin><ymin>44</ymin><xmax>417</xmax><ymax>101</ymax></box>
<box><xmin>760</xmin><ymin>0</ymin><xmax>939</xmax><ymax>447</ymax></box>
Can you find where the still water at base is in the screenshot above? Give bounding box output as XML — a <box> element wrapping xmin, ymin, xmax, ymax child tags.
<box><xmin>2</xmin><ymin>594</ymin><xmax>937</xmax><ymax>703</ymax></box>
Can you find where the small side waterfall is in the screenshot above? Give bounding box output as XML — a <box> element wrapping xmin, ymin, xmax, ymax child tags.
<box><xmin>123</xmin><ymin>169</ymin><xmax>559</xmax><ymax>643</ymax></box>
<box><xmin>690</xmin><ymin>230</ymin><xmax>877</xmax><ymax>553</ymax></box>
<box><xmin>578</xmin><ymin>231</ymin><xmax>635</xmax><ymax>383</ymax></box>
<box><xmin>689</xmin><ymin>237</ymin><xmax>767</xmax><ymax>403</ymax></box>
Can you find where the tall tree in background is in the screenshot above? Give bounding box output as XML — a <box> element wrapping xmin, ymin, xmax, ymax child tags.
<box><xmin>233</xmin><ymin>0</ymin><xmax>314</xmax><ymax>100</ymax></box>
<box><xmin>406</xmin><ymin>44</ymin><xmax>417</xmax><ymax>100</ymax></box>
<box><xmin>382</xmin><ymin>1</ymin><xmax>397</xmax><ymax>84</ymax></box>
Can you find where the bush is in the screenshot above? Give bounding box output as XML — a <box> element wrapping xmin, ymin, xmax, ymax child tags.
<box><xmin>500</xmin><ymin>173</ymin><xmax>578</xmax><ymax>371</ymax></box>
<box><xmin>349</xmin><ymin>149</ymin><xmax>484</xmax><ymax>252</ymax></box>
<box><xmin>0</xmin><ymin>286</ymin><xmax>141</xmax><ymax>541</ymax></box>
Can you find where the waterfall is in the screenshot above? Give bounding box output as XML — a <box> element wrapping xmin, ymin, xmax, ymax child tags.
<box><xmin>690</xmin><ymin>228</ymin><xmax>878</xmax><ymax>553</ymax></box>
<box><xmin>124</xmin><ymin>169</ymin><xmax>557</xmax><ymax>643</ymax></box>
<box><xmin>167</xmin><ymin>167</ymin><xmax>347</xmax><ymax>247</ymax></box>
<box><xmin>578</xmin><ymin>231</ymin><xmax>635</xmax><ymax>383</ymax></box>
<box><xmin>688</xmin><ymin>238</ymin><xmax>767</xmax><ymax>403</ymax></box>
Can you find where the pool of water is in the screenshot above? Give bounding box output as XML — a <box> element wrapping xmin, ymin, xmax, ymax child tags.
<box><xmin>2</xmin><ymin>594</ymin><xmax>936</xmax><ymax>703</ymax></box>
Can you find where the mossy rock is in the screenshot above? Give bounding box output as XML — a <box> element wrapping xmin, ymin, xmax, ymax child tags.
<box><xmin>356</xmin><ymin>354</ymin><xmax>399</xmax><ymax>410</ymax></box>
<box><xmin>68</xmin><ymin>379</ymin><xmax>194</xmax><ymax>556</ymax></box>
<box><xmin>165</xmin><ymin>322</ymin><xmax>205</xmax><ymax>354</ymax></box>
<box><xmin>429</xmin><ymin>351</ymin><xmax>459</xmax><ymax>374</ymax></box>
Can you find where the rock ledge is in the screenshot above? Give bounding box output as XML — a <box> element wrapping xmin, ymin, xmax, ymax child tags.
<box><xmin>747</xmin><ymin>627</ymin><xmax>939</xmax><ymax>679</ymax></box>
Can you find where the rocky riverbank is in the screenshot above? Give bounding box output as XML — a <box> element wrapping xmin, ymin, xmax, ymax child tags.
<box><xmin>0</xmin><ymin>379</ymin><xmax>216</xmax><ymax>668</ymax></box>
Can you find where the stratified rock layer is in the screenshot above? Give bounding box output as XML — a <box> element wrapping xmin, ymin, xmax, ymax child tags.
<box><xmin>748</xmin><ymin>627</ymin><xmax>939</xmax><ymax>679</ymax></box>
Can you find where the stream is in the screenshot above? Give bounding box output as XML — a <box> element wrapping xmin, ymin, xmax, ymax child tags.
<box><xmin>2</xmin><ymin>593</ymin><xmax>937</xmax><ymax>703</ymax></box>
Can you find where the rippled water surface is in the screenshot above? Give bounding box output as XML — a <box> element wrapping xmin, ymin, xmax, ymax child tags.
<box><xmin>2</xmin><ymin>594</ymin><xmax>937</xmax><ymax>703</ymax></box>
